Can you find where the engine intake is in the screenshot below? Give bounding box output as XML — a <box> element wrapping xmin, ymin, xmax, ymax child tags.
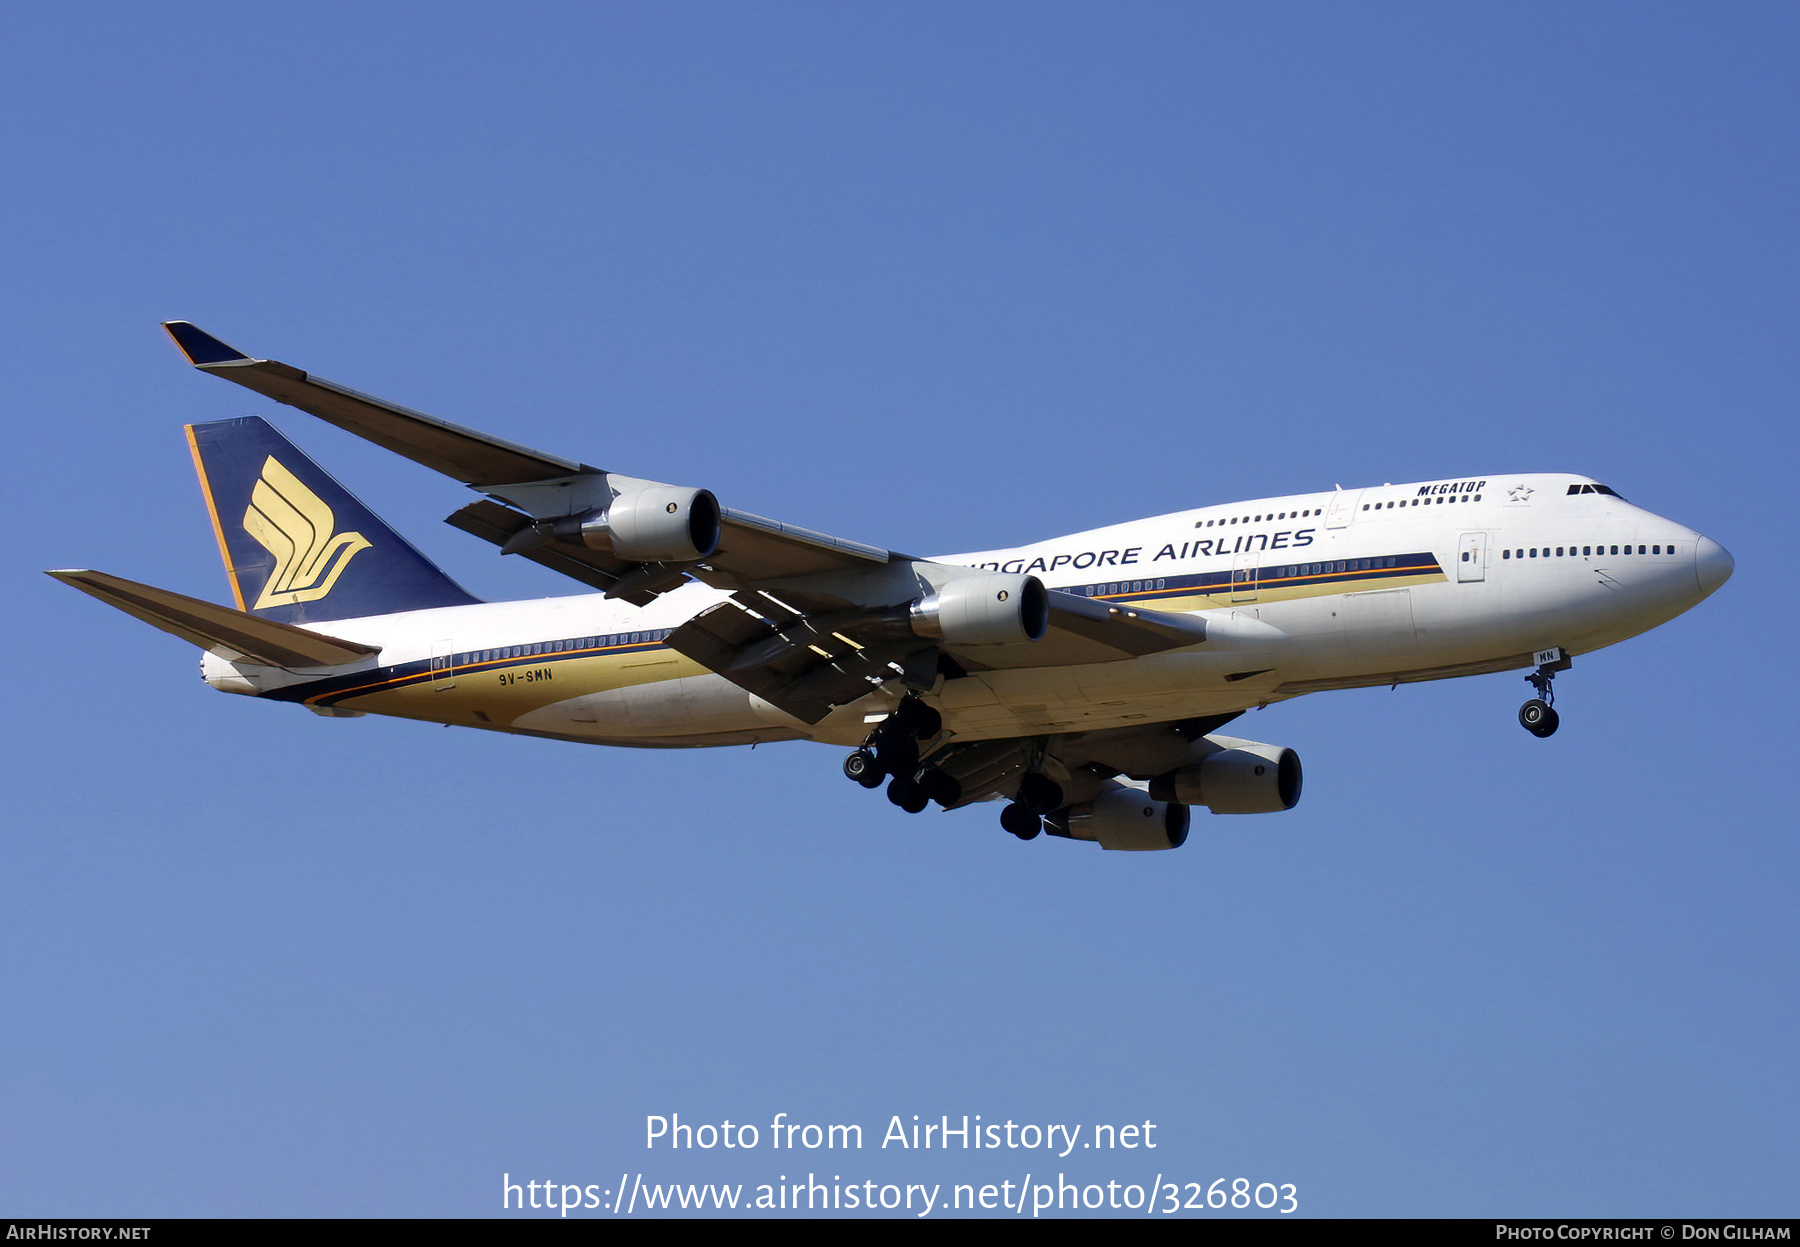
<box><xmin>909</xmin><ymin>573</ymin><xmax>1048</xmax><ymax>646</ymax></box>
<box><xmin>1045</xmin><ymin>786</ymin><xmax>1190</xmax><ymax>851</ymax></box>
<box><xmin>1150</xmin><ymin>739</ymin><xmax>1302</xmax><ymax>814</ymax></box>
<box><xmin>553</xmin><ymin>486</ymin><xmax>721</xmax><ymax>563</ymax></box>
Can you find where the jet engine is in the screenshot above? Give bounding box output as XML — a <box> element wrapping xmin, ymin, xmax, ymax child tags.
<box><xmin>1149</xmin><ymin>737</ymin><xmax>1302</xmax><ymax>814</ymax></box>
<box><xmin>908</xmin><ymin>573</ymin><xmax>1048</xmax><ymax>646</ymax></box>
<box><xmin>1045</xmin><ymin>785</ymin><xmax>1190</xmax><ymax>851</ymax></box>
<box><xmin>552</xmin><ymin>486</ymin><xmax>721</xmax><ymax>563</ymax></box>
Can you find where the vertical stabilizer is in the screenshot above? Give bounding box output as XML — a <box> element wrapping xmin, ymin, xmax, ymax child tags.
<box><xmin>186</xmin><ymin>416</ymin><xmax>480</xmax><ymax>624</ymax></box>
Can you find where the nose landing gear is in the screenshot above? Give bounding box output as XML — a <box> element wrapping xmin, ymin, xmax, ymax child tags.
<box><xmin>1519</xmin><ymin>648</ymin><xmax>1571</xmax><ymax>738</ymax></box>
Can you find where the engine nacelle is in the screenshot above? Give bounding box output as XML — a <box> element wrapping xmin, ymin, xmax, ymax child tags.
<box><xmin>554</xmin><ymin>486</ymin><xmax>721</xmax><ymax>562</ymax></box>
<box><xmin>1046</xmin><ymin>786</ymin><xmax>1190</xmax><ymax>851</ymax></box>
<box><xmin>1149</xmin><ymin>737</ymin><xmax>1302</xmax><ymax>814</ymax></box>
<box><xmin>909</xmin><ymin>573</ymin><xmax>1048</xmax><ymax>646</ymax></box>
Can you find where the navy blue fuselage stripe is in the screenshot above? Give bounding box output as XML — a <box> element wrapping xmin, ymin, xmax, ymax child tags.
<box><xmin>1066</xmin><ymin>551</ymin><xmax>1442</xmax><ymax>601</ymax></box>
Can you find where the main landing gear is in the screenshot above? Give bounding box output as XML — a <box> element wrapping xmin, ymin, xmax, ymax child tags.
<box><xmin>999</xmin><ymin>802</ymin><xmax>1042</xmax><ymax>839</ymax></box>
<box><xmin>842</xmin><ymin>697</ymin><xmax>955</xmax><ymax>816</ymax></box>
<box><xmin>842</xmin><ymin>702</ymin><xmax>1061</xmax><ymax>842</ymax></box>
<box><xmin>998</xmin><ymin>771</ymin><xmax>1064</xmax><ymax>840</ymax></box>
<box><xmin>1519</xmin><ymin>649</ymin><xmax>1571</xmax><ymax>738</ymax></box>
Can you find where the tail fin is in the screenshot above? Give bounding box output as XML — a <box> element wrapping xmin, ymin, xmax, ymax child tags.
<box><xmin>186</xmin><ymin>416</ymin><xmax>480</xmax><ymax>624</ymax></box>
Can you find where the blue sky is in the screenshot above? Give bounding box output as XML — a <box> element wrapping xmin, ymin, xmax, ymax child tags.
<box><xmin>2</xmin><ymin>2</ymin><xmax>1794</xmax><ymax>1218</ymax></box>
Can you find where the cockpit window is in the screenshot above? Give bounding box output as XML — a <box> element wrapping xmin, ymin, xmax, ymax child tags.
<box><xmin>1567</xmin><ymin>483</ymin><xmax>1625</xmax><ymax>498</ymax></box>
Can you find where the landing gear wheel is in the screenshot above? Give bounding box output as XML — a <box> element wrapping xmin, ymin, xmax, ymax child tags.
<box><xmin>893</xmin><ymin>698</ymin><xmax>942</xmax><ymax>739</ymax></box>
<box><xmin>918</xmin><ymin>767</ymin><xmax>962</xmax><ymax>807</ymax></box>
<box><xmin>887</xmin><ymin>777</ymin><xmax>929</xmax><ymax>814</ymax></box>
<box><xmin>1015</xmin><ymin>772</ymin><xmax>1064</xmax><ymax>816</ymax></box>
<box><xmin>1519</xmin><ymin>699</ymin><xmax>1559</xmax><ymax>737</ymax></box>
<box><xmin>1000</xmin><ymin>802</ymin><xmax>1042</xmax><ymax>840</ymax></box>
<box><xmin>877</xmin><ymin>738</ymin><xmax>919</xmax><ymax>779</ymax></box>
<box><xmin>844</xmin><ymin>748</ymin><xmax>885</xmax><ymax>788</ymax></box>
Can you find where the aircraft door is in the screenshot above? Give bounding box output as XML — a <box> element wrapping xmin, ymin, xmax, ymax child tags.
<box><xmin>1231</xmin><ymin>550</ymin><xmax>1259</xmax><ymax>603</ymax></box>
<box><xmin>1325</xmin><ymin>489</ymin><xmax>1363</xmax><ymax>529</ymax></box>
<box><xmin>430</xmin><ymin>639</ymin><xmax>456</xmax><ymax>690</ymax></box>
<box><xmin>1457</xmin><ymin>532</ymin><xmax>1487</xmax><ymax>583</ymax></box>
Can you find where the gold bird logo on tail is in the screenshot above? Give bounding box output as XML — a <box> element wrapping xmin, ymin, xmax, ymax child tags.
<box><xmin>243</xmin><ymin>457</ymin><xmax>372</xmax><ymax>608</ymax></box>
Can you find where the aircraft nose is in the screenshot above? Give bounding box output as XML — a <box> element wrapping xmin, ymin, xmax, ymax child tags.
<box><xmin>1693</xmin><ymin>535</ymin><xmax>1734</xmax><ymax>598</ymax></box>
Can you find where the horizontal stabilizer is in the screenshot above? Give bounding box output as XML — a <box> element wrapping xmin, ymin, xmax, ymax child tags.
<box><xmin>47</xmin><ymin>569</ymin><xmax>380</xmax><ymax>668</ymax></box>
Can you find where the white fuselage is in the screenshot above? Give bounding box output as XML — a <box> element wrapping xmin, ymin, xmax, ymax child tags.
<box><xmin>203</xmin><ymin>473</ymin><xmax>1730</xmax><ymax>748</ymax></box>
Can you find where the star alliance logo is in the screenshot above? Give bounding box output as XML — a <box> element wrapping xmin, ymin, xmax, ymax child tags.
<box><xmin>1508</xmin><ymin>484</ymin><xmax>1534</xmax><ymax>502</ymax></box>
<box><xmin>243</xmin><ymin>456</ymin><xmax>372</xmax><ymax>608</ymax></box>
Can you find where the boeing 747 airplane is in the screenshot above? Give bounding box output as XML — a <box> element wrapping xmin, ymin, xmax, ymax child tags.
<box><xmin>49</xmin><ymin>323</ymin><xmax>1734</xmax><ymax>849</ymax></box>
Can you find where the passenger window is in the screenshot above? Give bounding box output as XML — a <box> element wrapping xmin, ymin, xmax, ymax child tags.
<box><xmin>1638</xmin><ymin>545</ymin><xmax>1646</xmax><ymax>554</ymax></box>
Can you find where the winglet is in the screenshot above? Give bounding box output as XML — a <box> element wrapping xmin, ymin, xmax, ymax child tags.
<box><xmin>163</xmin><ymin>321</ymin><xmax>251</xmax><ymax>366</ymax></box>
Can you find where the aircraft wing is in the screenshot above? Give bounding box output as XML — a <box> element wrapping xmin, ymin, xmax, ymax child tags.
<box><xmin>667</xmin><ymin>587</ymin><xmax>1207</xmax><ymax>724</ymax></box>
<box><xmin>162</xmin><ymin>322</ymin><xmax>896</xmax><ymax>598</ymax></box>
<box><xmin>443</xmin><ymin>497</ymin><xmax>894</xmax><ymax>605</ymax></box>
<box><xmin>163</xmin><ymin>322</ymin><xmax>587</xmax><ymax>486</ymax></box>
<box><xmin>165</xmin><ymin>322</ymin><xmax>1210</xmax><ymax>722</ymax></box>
